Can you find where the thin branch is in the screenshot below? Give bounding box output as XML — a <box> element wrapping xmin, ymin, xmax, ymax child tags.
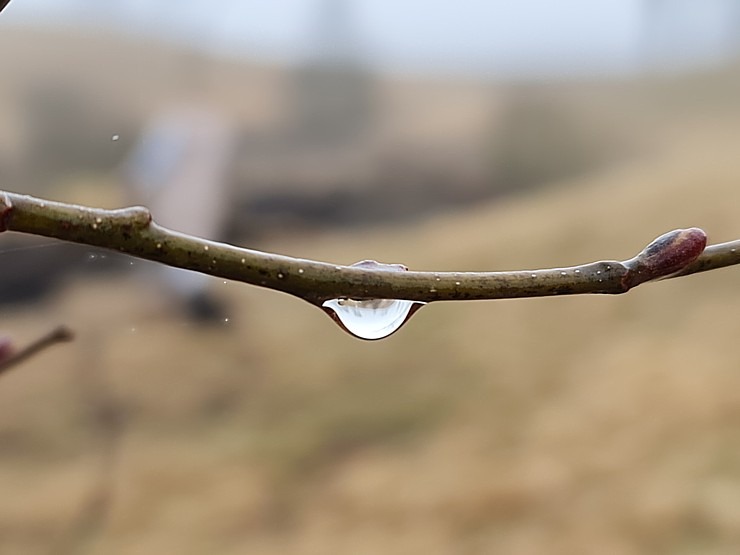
<box><xmin>0</xmin><ymin>190</ymin><xmax>737</xmax><ymax>306</ymax></box>
<box><xmin>0</xmin><ymin>325</ymin><xmax>74</xmax><ymax>374</ymax></box>
<box><xmin>0</xmin><ymin>1</ymin><xmax>11</xmax><ymax>15</ymax></box>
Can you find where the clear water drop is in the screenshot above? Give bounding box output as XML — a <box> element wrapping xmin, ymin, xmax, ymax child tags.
<box><xmin>321</xmin><ymin>259</ymin><xmax>423</xmax><ymax>340</ymax></box>
<box><xmin>322</xmin><ymin>298</ymin><xmax>423</xmax><ymax>340</ymax></box>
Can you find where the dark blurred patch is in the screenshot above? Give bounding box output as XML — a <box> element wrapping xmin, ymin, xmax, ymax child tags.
<box><xmin>0</xmin><ymin>235</ymin><xmax>131</xmax><ymax>306</ymax></box>
<box><xmin>488</xmin><ymin>86</ymin><xmax>626</xmax><ymax>194</ymax></box>
<box><xmin>20</xmin><ymin>81</ymin><xmax>135</xmax><ymax>192</ymax></box>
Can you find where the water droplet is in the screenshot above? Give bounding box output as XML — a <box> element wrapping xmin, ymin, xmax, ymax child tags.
<box><xmin>606</xmin><ymin>265</ymin><xmax>612</xmax><ymax>271</ymax></box>
<box><xmin>531</xmin><ymin>273</ymin><xmax>537</xmax><ymax>278</ymax></box>
<box><xmin>111</xmin><ymin>134</ymin><xmax>120</xmax><ymax>141</ymax></box>
<box><xmin>596</xmin><ymin>270</ymin><xmax>602</xmax><ymax>275</ymax></box>
<box><xmin>241</xmin><ymin>258</ymin><xmax>246</xmax><ymax>264</ymax></box>
<box><xmin>277</xmin><ymin>273</ymin><xmax>284</xmax><ymax>279</ymax></box>
<box><xmin>298</xmin><ymin>268</ymin><xmax>304</xmax><ymax>274</ymax></box>
<box><xmin>429</xmin><ymin>288</ymin><xmax>437</xmax><ymax>293</ymax></box>
<box><xmin>322</xmin><ymin>298</ymin><xmax>423</xmax><ymax>340</ymax></box>
<box><xmin>91</xmin><ymin>223</ymin><xmax>98</xmax><ymax>230</ymax></box>
<box><xmin>156</xmin><ymin>242</ymin><xmax>162</xmax><ymax>249</ymax></box>
<box><xmin>321</xmin><ymin>259</ymin><xmax>423</xmax><ymax>340</ymax></box>
<box><xmin>204</xmin><ymin>245</ymin><xmax>209</xmax><ymax>251</ymax></box>
<box><xmin>574</xmin><ymin>269</ymin><xmax>581</xmax><ymax>274</ymax></box>
<box><xmin>560</xmin><ymin>271</ymin><xmax>567</xmax><ymax>276</ymax></box>
<box><xmin>455</xmin><ymin>281</ymin><xmax>461</xmax><ymax>286</ymax></box>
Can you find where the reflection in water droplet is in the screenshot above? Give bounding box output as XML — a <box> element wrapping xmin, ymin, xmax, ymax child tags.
<box><xmin>321</xmin><ymin>259</ymin><xmax>423</xmax><ymax>340</ymax></box>
<box><xmin>322</xmin><ymin>298</ymin><xmax>423</xmax><ymax>340</ymax></box>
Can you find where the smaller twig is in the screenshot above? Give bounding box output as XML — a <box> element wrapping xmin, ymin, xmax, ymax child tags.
<box><xmin>0</xmin><ymin>325</ymin><xmax>74</xmax><ymax>375</ymax></box>
<box><xmin>0</xmin><ymin>1</ymin><xmax>11</xmax><ymax>15</ymax></box>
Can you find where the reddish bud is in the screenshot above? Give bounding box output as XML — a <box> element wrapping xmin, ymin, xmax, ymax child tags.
<box><xmin>627</xmin><ymin>228</ymin><xmax>707</xmax><ymax>284</ymax></box>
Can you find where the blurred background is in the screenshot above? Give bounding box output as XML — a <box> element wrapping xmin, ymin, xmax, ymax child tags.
<box><xmin>1</xmin><ymin>1</ymin><xmax>740</xmax><ymax>553</ymax></box>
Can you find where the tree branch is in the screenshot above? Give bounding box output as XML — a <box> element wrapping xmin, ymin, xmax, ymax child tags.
<box><xmin>0</xmin><ymin>190</ymin><xmax>737</xmax><ymax>307</ymax></box>
<box><xmin>0</xmin><ymin>325</ymin><xmax>74</xmax><ymax>375</ymax></box>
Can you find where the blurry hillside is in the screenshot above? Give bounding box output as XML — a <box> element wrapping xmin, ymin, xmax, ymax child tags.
<box><xmin>3</xmin><ymin>17</ymin><xmax>740</xmax><ymax>555</ymax></box>
<box><xmin>0</xmin><ymin>26</ymin><xmax>637</xmax><ymax>232</ymax></box>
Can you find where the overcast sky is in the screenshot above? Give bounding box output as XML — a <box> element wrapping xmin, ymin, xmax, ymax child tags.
<box><xmin>2</xmin><ymin>0</ymin><xmax>732</xmax><ymax>76</ymax></box>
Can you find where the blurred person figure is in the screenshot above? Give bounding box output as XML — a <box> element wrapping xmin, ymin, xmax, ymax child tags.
<box><xmin>122</xmin><ymin>87</ymin><xmax>236</xmax><ymax>323</ymax></box>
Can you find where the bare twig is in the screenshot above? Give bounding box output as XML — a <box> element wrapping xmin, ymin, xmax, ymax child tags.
<box><xmin>0</xmin><ymin>190</ymin><xmax>737</xmax><ymax>307</ymax></box>
<box><xmin>0</xmin><ymin>325</ymin><xmax>74</xmax><ymax>374</ymax></box>
<box><xmin>0</xmin><ymin>1</ymin><xmax>11</xmax><ymax>15</ymax></box>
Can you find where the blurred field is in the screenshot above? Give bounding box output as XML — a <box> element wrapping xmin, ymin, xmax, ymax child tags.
<box><xmin>3</xmin><ymin>25</ymin><xmax>740</xmax><ymax>555</ymax></box>
<box><xmin>2</xmin><ymin>126</ymin><xmax>740</xmax><ymax>555</ymax></box>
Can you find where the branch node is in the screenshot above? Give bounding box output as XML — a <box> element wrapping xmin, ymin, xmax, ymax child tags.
<box><xmin>118</xmin><ymin>206</ymin><xmax>152</xmax><ymax>229</ymax></box>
